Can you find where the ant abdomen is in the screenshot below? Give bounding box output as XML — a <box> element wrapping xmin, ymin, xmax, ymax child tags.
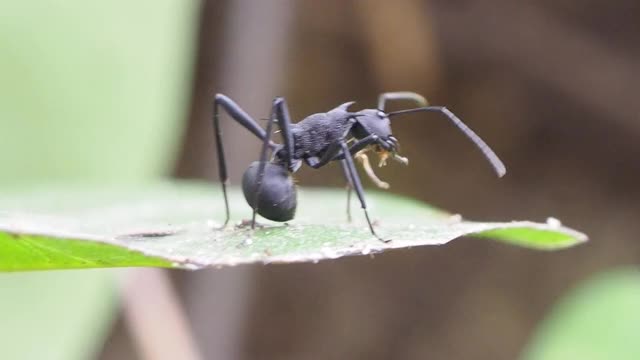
<box><xmin>242</xmin><ymin>161</ymin><xmax>297</xmax><ymax>222</ymax></box>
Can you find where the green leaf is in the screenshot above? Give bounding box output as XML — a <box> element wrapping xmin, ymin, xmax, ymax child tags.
<box><xmin>522</xmin><ymin>268</ymin><xmax>640</xmax><ymax>360</ymax></box>
<box><xmin>0</xmin><ymin>182</ymin><xmax>587</xmax><ymax>271</ymax></box>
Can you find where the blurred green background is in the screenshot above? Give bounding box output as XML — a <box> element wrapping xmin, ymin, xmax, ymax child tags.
<box><xmin>1</xmin><ymin>0</ymin><xmax>639</xmax><ymax>359</ymax></box>
<box><xmin>0</xmin><ymin>0</ymin><xmax>197</xmax><ymax>359</ymax></box>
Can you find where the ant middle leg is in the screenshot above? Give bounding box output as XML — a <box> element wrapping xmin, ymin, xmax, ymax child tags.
<box><xmin>272</xmin><ymin>97</ymin><xmax>297</xmax><ymax>171</ymax></box>
<box><xmin>250</xmin><ymin>106</ymin><xmax>278</xmax><ymax>229</ymax></box>
<box><xmin>241</xmin><ymin>98</ymin><xmax>297</xmax><ymax>225</ymax></box>
<box><xmin>340</xmin><ymin>159</ymin><xmax>353</xmax><ymax>223</ymax></box>
<box><xmin>340</xmin><ymin>152</ymin><xmax>390</xmax><ymax>224</ymax></box>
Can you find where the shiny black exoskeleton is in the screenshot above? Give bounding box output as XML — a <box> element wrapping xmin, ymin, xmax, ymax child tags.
<box><xmin>212</xmin><ymin>92</ymin><xmax>506</xmax><ymax>242</ymax></box>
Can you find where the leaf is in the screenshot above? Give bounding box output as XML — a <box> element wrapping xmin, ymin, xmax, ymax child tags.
<box><xmin>0</xmin><ymin>182</ymin><xmax>587</xmax><ymax>271</ymax></box>
<box><xmin>522</xmin><ymin>268</ymin><xmax>640</xmax><ymax>360</ymax></box>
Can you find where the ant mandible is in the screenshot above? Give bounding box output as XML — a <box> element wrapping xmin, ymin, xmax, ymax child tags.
<box><xmin>211</xmin><ymin>91</ymin><xmax>506</xmax><ymax>242</ymax></box>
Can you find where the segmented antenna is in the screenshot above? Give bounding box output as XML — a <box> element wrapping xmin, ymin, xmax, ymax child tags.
<box><xmin>387</xmin><ymin>107</ymin><xmax>506</xmax><ymax>177</ymax></box>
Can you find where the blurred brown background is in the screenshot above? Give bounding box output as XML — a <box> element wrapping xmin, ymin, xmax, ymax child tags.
<box><xmin>103</xmin><ymin>0</ymin><xmax>640</xmax><ymax>359</ymax></box>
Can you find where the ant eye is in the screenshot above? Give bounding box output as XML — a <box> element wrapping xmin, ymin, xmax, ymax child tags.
<box><xmin>377</xmin><ymin>111</ymin><xmax>385</xmax><ymax>118</ymax></box>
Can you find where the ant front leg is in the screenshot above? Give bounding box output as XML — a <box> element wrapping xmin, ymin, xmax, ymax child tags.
<box><xmin>212</xmin><ymin>94</ymin><xmax>277</xmax><ymax>227</ymax></box>
<box><xmin>339</xmin><ymin>141</ymin><xmax>389</xmax><ymax>243</ymax></box>
<box><xmin>338</xmin><ymin>135</ymin><xmax>389</xmax><ymax>224</ymax></box>
<box><xmin>332</xmin><ymin>134</ymin><xmax>389</xmax><ymax>161</ymax></box>
<box><xmin>341</xmin><ymin>152</ymin><xmax>389</xmax><ymax>224</ymax></box>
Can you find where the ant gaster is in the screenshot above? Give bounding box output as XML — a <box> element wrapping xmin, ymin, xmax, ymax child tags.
<box><xmin>212</xmin><ymin>92</ymin><xmax>506</xmax><ymax>242</ymax></box>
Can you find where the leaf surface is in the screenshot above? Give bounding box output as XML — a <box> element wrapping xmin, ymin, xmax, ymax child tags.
<box><xmin>0</xmin><ymin>183</ymin><xmax>587</xmax><ymax>271</ymax></box>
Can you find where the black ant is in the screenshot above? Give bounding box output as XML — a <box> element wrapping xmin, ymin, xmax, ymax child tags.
<box><xmin>211</xmin><ymin>92</ymin><xmax>506</xmax><ymax>242</ymax></box>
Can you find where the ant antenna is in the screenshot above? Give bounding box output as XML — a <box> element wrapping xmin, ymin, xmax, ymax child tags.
<box><xmin>387</xmin><ymin>107</ymin><xmax>506</xmax><ymax>177</ymax></box>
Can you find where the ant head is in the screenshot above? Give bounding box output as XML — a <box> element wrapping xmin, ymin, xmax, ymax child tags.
<box><xmin>352</xmin><ymin>109</ymin><xmax>399</xmax><ymax>152</ymax></box>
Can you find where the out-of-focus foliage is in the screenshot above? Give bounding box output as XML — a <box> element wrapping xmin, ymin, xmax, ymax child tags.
<box><xmin>0</xmin><ymin>0</ymin><xmax>198</xmax><ymax>359</ymax></box>
<box><xmin>0</xmin><ymin>270</ymin><xmax>116</xmax><ymax>360</ymax></box>
<box><xmin>0</xmin><ymin>0</ymin><xmax>195</xmax><ymax>184</ymax></box>
<box><xmin>522</xmin><ymin>268</ymin><xmax>640</xmax><ymax>360</ymax></box>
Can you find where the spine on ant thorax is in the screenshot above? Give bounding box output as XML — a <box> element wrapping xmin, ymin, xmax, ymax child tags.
<box><xmin>290</xmin><ymin>112</ymin><xmax>353</xmax><ymax>159</ymax></box>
